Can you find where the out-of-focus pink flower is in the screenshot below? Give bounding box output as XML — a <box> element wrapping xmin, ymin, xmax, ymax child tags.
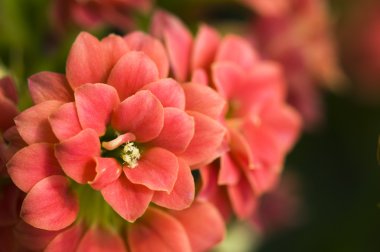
<box><xmin>249</xmin><ymin>0</ymin><xmax>343</xmax><ymax>129</ymax></box>
<box><xmin>151</xmin><ymin>11</ymin><xmax>301</xmax><ymax>220</ymax></box>
<box><xmin>339</xmin><ymin>0</ymin><xmax>380</xmax><ymax>100</ymax></box>
<box><xmin>53</xmin><ymin>0</ymin><xmax>152</xmax><ymax>31</ymax></box>
<box><xmin>241</xmin><ymin>0</ymin><xmax>291</xmax><ymax>16</ymax></box>
<box><xmin>7</xmin><ymin>31</ymin><xmax>226</xmax><ymax>234</ymax></box>
<box><xmin>10</xmin><ymin>201</ymin><xmax>225</xmax><ymax>252</ymax></box>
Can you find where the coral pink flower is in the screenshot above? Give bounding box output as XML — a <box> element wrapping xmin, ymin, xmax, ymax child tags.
<box><xmin>53</xmin><ymin>0</ymin><xmax>152</xmax><ymax>31</ymax></box>
<box><xmin>241</xmin><ymin>0</ymin><xmax>291</xmax><ymax>16</ymax></box>
<box><xmin>7</xmin><ymin>31</ymin><xmax>226</xmax><ymax>232</ymax></box>
<box><xmin>151</xmin><ymin>11</ymin><xmax>301</xmax><ymax>219</ymax></box>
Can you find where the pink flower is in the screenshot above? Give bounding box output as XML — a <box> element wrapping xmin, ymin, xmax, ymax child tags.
<box><xmin>152</xmin><ymin>10</ymin><xmax>301</xmax><ymax>219</ymax></box>
<box><xmin>241</xmin><ymin>0</ymin><xmax>291</xmax><ymax>16</ymax></box>
<box><xmin>7</xmin><ymin>31</ymin><xmax>226</xmax><ymax>232</ymax></box>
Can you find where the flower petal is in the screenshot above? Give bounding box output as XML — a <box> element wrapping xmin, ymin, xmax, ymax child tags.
<box><xmin>107</xmin><ymin>51</ymin><xmax>159</xmax><ymax>100</ymax></box>
<box><xmin>151</xmin><ymin>10</ymin><xmax>193</xmax><ymax>82</ymax></box>
<box><xmin>66</xmin><ymin>32</ymin><xmax>109</xmax><ymax>89</ymax></box>
<box><xmin>124</xmin><ymin>31</ymin><xmax>169</xmax><ymax>78</ymax></box>
<box><xmin>101</xmin><ymin>175</ymin><xmax>153</xmax><ymax>222</ymax></box>
<box><xmin>0</xmin><ymin>76</ymin><xmax>18</xmax><ymax>104</ymax></box>
<box><xmin>15</xmin><ymin>100</ymin><xmax>62</xmax><ymax>145</ymax></box>
<box><xmin>112</xmin><ymin>90</ymin><xmax>164</xmax><ymax>142</ymax></box>
<box><xmin>55</xmin><ymin>129</ymin><xmax>100</xmax><ymax>184</ymax></box>
<box><xmin>142</xmin><ymin>78</ymin><xmax>185</xmax><ymax>109</ymax></box>
<box><xmin>128</xmin><ymin>207</ymin><xmax>191</xmax><ymax>252</ymax></box>
<box><xmin>75</xmin><ymin>83</ymin><xmax>120</xmax><ymax>136</ymax></box>
<box><xmin>101</xmin><ymin>34</ymin><xmax>130</xmax><ymax>66</ymax></box>
<box><xmin>192</xmin><ymin>24</ymin><xmax>220</xmax><ymax>70</ymax></box>
<box><xmin>212</xmin><ymin>61</ymin><xmax>245</xmax><ymax>99</ymax></box>
<box><xmin>0</xmin><ymin>94</ymin><xmax>18</xmax><ymax>132</ymax></box>
<box><xmin>150</xmin><ymin>108</ymin><xmax>194</xmax><ymax>154</ymax></box>
<box><xmin>49</xmin><ymin>102</ymin><xmax>82</xmax><ymax>141</ymax></box>
<box><xmin>45</xmin><ymin>224</ymin><xmax>83</xmax><ymax>252</ymax></box>
<box><xmin>77</xmin><ymin>227</ymin><xmax>127</xmax><ymax>252</ymax></box>
<box><xmin>20</xmin><ymin>175</ymin><xmax>79</xmax><ymax>231</ymax></box>
<box><xmin>183</xmin><ymin>83</ymin><xmax>226</xmax><ymax>119</ymax></box>
<box><xmin>218</xmin><ymin>153</ymin><xmax>241</xmax><ymax>185</ymax></box>
<box><xmin>179</xmin><ymin>111</ymin><xmax>227</xmax><ymax>167</ymax></box>
<box><xmin>152</xmin><ymin>158</ymin><xmax>194</xmax><ymax>210</ymax></box>
<box><xmin>89</xmin><ymin>157</ymin><xmax>122</xmax><ymax>190</ymax></box>
<box><xmin>28</xmin><ymin>72</ymin><xmax>73</xmax><ymax>104</ymax></box>
<box><xmin>170</xmin><ymin>201</ymin><xmax>226</xmax><ymax>252</ymax></box>
<box><xmin>7</xmin><ymin>143</ymin><xmax>63</xmax><ymax>192</ymax></box>
<box><xmin>227</xmin><ymin>175</ymin><xmax>257</xmax><ymax>219</ymax></box>
<box><xmin>124</xmin><ymin>147</ymin><xmax>179</xmax><ymax>193</ymax></box>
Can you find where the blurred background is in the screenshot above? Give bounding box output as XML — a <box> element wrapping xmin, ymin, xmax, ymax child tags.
<box><xmin>1</xmin><ymin>0</ymin><xmax>380</xmax><ymax>251</ymax></box>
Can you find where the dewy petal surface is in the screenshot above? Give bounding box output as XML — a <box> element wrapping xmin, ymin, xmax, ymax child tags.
<box><xmin>49</xmin><ymin>102</ymin><xmax>82</xmax><ymax>141</ymax></box>
<box><xmin>20</xmin><ymin>175</ymin><xmax>79</xmax><ymax>231</ymax></box>
<box><xmin>124</xmin><ymin>147</ymin><xmax>179</xmax><ymax>193</ymax></box>
<box><xmin>128</xmin><ymin>207</ymin><xmax>192</xmax><ymax>252</ymax></box>
<box><xmin>112</xmin><ymin>90</ymin><xmax>164</xmax><ymax>142</ymax></box>
<box><xmin>77</xmin><ymin>227</ymin><xmax>128</xmax><ymax>252</ymax></box>
<box><xmin>75</xmin><ymin>83</ymin><xmax>120</xmax><ymax>136</ymax></box>
<box><xmin>7</xmin><ymin>143</ymin><xmax>63</xmax><ymax>192</ymax></box>
<box><xmin>28</xmin><ymin>71</ymin><xmax>73</xmax><ymax>104</ymax></box>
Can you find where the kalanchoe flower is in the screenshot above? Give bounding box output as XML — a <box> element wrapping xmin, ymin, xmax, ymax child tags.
<box><xmin>151</xmin><ymin>10</ymin><xmax>301</xmax><ymax>219</ymax></box>
<box><xmin>7</xmin><ymin>31</ymin><xmax>226</xmax><ymax>233</ymax></box>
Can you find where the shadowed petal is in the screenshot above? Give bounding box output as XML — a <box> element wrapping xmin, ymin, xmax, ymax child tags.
<box><xmin>227</xmin><ymin>175</ymin><xmax>257</xmax><ymax>219</ymax></box>
<box><xmin>66</xmin><ymin>32</ymin><xmax>109</xmax><ymax>89</ymax></box>
<box><xmin>142</xmin><ymin>78</ymin><xmax>185</xmax><ymax>109</ymax></box>
<box><xmin>124</xmin><ymin>31</ymin><xmax>169</xmax><ymax>78</ymax></box>
<box><xmin>45</xmin><ymin>224</ymin><xmax>83</xmax><ymax>252</ymax></box>
<box><xmin>124</xmin><ymin>147</ymin><xmax>179</xmax><ymax>192</ymax></box>
<box><xmin>75</xmin><ymin>83</ymin><xmax>120</xmax><ymax>136</ymax></box>
<box><xmin>7</xmin><ymin>143</ymin><xmax>63</xmax><ymax>192</ymax></box>
<box><xmin>89</xmin><ymin>157</ymin><xmax>122</xmax><ymax>190</ymax></box>
<box><xmin>21</xmin><ymin>175</ymin><xmax>79</xmax><ymax>231</ymax></box>
<box><xmin>28</xmin><ymin>72</ymin><xmax>73</xmax><ymax>104</ymax></box>
<box><xmin>0</xmin><ymin>76</ymin><xmax>18</xmax><ymax>103</ymax></box>
<box><xmin>128</xmin><ymin>207</ymin><xmax>191</xmax><ymax>252</ymax></box>
<box><xmin>0</xmin><ymin>94</ymin><xmax>18</xmax><ymax>132</ymax></box>
<box><xmin>112</xmin><ymin>90</ymin><xmax>164</xmax><ymax>142</ymax></box>
<box><xmin>15</xmin><ymin>100</ymin><xmax>62</xmax><ymax>145</ymax></box>
<box><xmin>107</xmin><ymin>51</ymin><xmax>159</xmax><ymax>100</ymax></box>
<box><xmin>49</xmin><ymin>102</ymin><xmax>82</xmax><ymax>141</ymax></box>
<box><xmin>170</xmin><ymin>201</ymin><xmax>226</xmax><ymax>252</ymax></box>
<box><xmin>192</xmin><ymin>24</ymin><xmax>220</xmax><ymax>70</ymax></box>
<box><xmin>55</xmin><ymin>129</ymin><xmax>100</xmax><ymax>184</ymax></box>
<box><xmin>101</xmin><ymin>175</ymin><xmax>153</xmax><ymax>222</ymax></box>
<box><xmin>150</xmin><ymin>108</ymin><xmax>194</xmax><ymax>154</ymax></box>
<box><xmin>152</xmin><ymin>158</ymin><xmax>194</xmax><ymax>210</ymax></box>
<box><xmin>77</xmin><ymin>227</ymin><xmax>127</xmax><ymax>252</ymax></box>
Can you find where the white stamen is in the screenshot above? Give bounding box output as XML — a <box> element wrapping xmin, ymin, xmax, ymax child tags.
<box><xmin>121</xmin><ymin>142</ymin><xmax>141</xmax><ymax>169</ymax></box>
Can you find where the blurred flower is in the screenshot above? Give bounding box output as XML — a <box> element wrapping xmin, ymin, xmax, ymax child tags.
<box><xmin>7</xmin><ymin>31</ymin><xmax>226</xmax><ymax>235</ymax></box>
<box><xmin>151</xmin><ymin>10</ymin><xmax>301</xmax><ymax>220</ymax></box>
<box><xmin>52</xmin><ymin>0</ymin><xmax>152</xmax><ymax>31</ymax></box>
<box><xmin>241</xmin><ymin>0</ymin><xmax>291</xmax><ymax>16</ymax></box>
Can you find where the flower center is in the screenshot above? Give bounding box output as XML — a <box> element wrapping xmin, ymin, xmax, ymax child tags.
<box><xmin>121</xmin><ymin>142</ymin><xmax>141</xmax><ymax>168</ymax></box>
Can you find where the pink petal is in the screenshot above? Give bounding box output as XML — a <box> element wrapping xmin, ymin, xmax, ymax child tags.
<box><xmin>45</xmin><ymin>224</ymin><xmax>83</xmax><ymax>252</ymax></box>
<box><xmin>15</xmin><ymin>100</ymin><xmax>62</xmax><ymax>145</ymax></box>
<box><xmin>183</xmin><ymin>83</ymin><xmax>226</xmax><ymax>120</ymax></box>
<box><xmin>151</xmin><ymin>10</ymin><xmax>193</xmax><ymax>82</ymax></box>
<box><xmin>55</xmin><ymin>129</ymin><xmax>100</xmax><ymax>184</ymax></box>
<box><xmin>77</xmin><ymin>227</ymin><xmax>127</xmax><ymax>252</ymax></box>
<box><xmin>124</xmin><ymin>31</ymin><xmax>169</xmax><ymax>78</ymax></box>
<box><xmin>192</xmin><ymin>24</ymin><xmax>220</xmax><ymax>70</ymax></box>
<box><xmin>228</xmin><ymin>125</ymin><xmax>257</xmax><ymax>169</ymax></box>
<box><xmin>191</xmin><ymin>69</ymin><xmax>209</xmax><ymax>85</ymax></box>
<box><xmin>101</xmin><ymin>132</ymin><xmax>136</xmax><ymax>151</ymax></box>
<box><xmin>7</xmin><ymin>143</ymin><xmax>63</xmax><ymax>192</ymax></box>
<box><xmin>216</xmin><ymin>35</ymin><xmax>258</xmax><ymax>71</ymax></box>
<box><xmin>170</xmin><ymin>201</ymin><xmax>226</xmax><ymax>252</ymax></box>
<box><xmin>0</xmin><ymin>94</ymin><xmax>18</xmax><ymax>132</ymax></box>
<box><xmin>75</xmin><ymin>83</ymin><xmax>120</xmax><ymax>136</ymax></box>
<box><xmin>101</xmin><ymin>175</ymin><xmax>153</xmax><ymax>222</ymax></box>
<box><xmin>152</xmin><ymin>158</ymin><xmax>194</xmax><ymax>210</ymax></box>
<box><xmin>49</xmin><ymin>102</ymin><xmax>82</xmax><ymax>141</ymax></box>
<box><xmin>112</xmin><ymin>90</ymin><xmax>164</xmax><ymax>142</ymax></box>
<box><xmin>28</xmin><ymin>72</ymin><xmax>73</xmax><ymax>104</ymax></box>
<box><xmin>89</xmin><ymin>157</ymin><xmax>122</xmax><ymax>190</ymax></box>
<box><xmin>128</xmin><ymin>207</ymin><xmax>191</xmax><ymax>252</ymax></box>
<box><xmin>218</xmin><ymin>153</ymin><xmax>241</xmax><ymax>185</ymax></box>
<box><xmin>107</xmin><ymin>51</ymin><xmax>159</xmax><ymax>100</ymax></box>
<box><xmin>66</xmin><ymin>32</ymin><xmax>109</xmax><ymax>89</ymax></box>
<box><xmin>0</xmin><ymin>76</ymin><xmax>18</xmax><ymax>104</ymax></box>
<box><xmin>150</xmin><ymin>108</ymin><xmax>194</xmax><ymax>154</ymax></box>
<box><xmin>21</xmin><ymin>175</ymin><xmax>79</xmax><ymax>231</ymax></box>
<box><xmin>212</xmin><ymin>61</ymin><xmax>245</xmax><ymax>99</ymax></box>
<box><xmin>179</xmin><ymin>111</ymin><xmax>227</xmax><ymax>167</ymax></box>
<box><xmin>142</xmin><ymin>78</ymin><xmax>185</xmax><ymax>109</ymax></box>
<box><xmin>101</xmin><ymin>34</ymin><xmax>130</xmax><ymax>66</ymax></box>
<box><xmin>227</xmin><ymin>175</ymin><xmax>257</xmax><ymax>219</ymax></box>
<box><xmin>124</xmin><ymin>147</ymin><xmax>179</xmax><ymax>193</ymax></box>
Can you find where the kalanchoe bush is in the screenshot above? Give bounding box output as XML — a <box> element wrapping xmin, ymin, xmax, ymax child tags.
<box><xmin>1</xmin><ymin>8</ymin><xmax>302</xmax><ymax>252</ymax></box>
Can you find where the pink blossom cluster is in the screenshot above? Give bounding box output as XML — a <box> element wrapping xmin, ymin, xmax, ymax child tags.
<box><xmin>0</xmin><ymin>10</ymin><xmax>301</xmax><ymax>251</ymax></box>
